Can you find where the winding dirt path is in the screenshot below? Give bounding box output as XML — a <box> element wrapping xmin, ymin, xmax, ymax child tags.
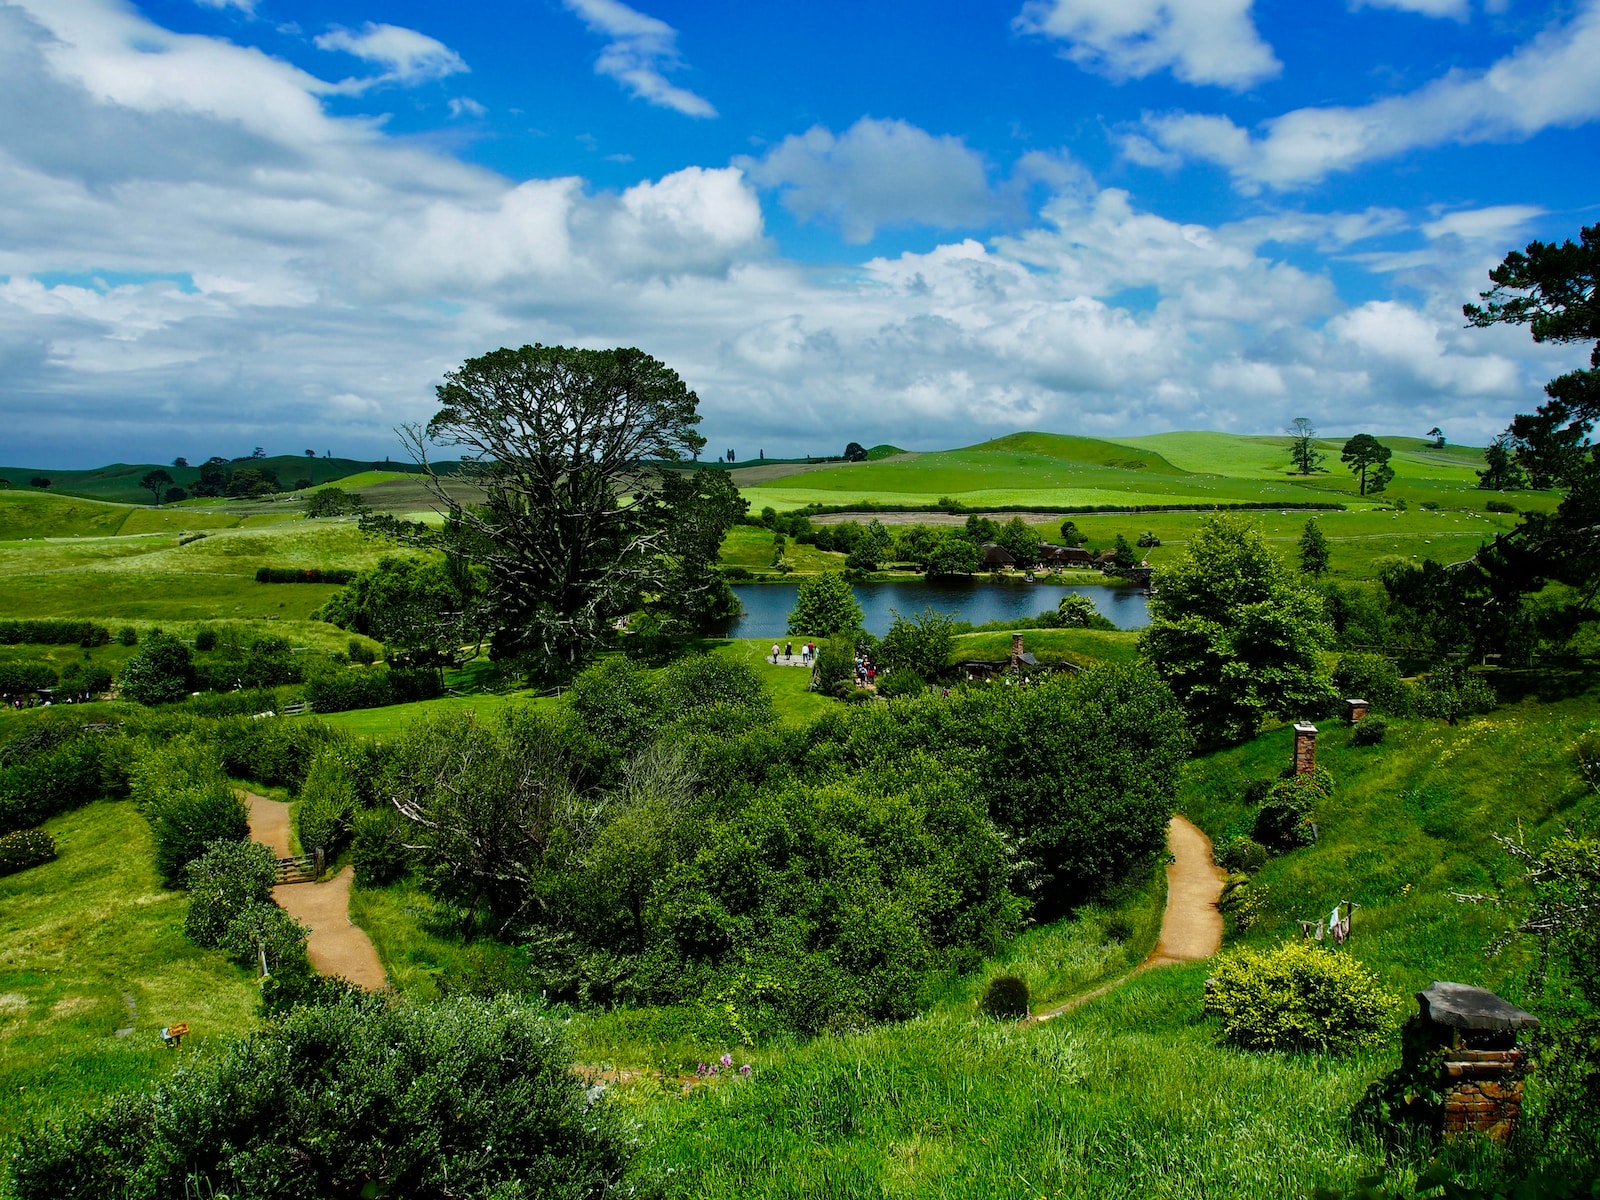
<box><xmin>243</xmin><ymin>792</ymin><xmax>387</xmax><ymax>991</ymax></box>
<box><xmin>1030</xmin><ymin>815</ymin><xmax>1225</xmax><ymax>1023</ymax></box>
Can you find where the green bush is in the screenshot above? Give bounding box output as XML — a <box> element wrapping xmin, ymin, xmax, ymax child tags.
<box><xmin>1254</xmin><ymin>769</ymin><xmax>1331</xmax><ymax>850</ymax></box>
<box><xmin>295</xmin><ymin>742</ymin><xmax>376</xmax><ymax>853</ymax></box>
<box><xmin>5</xmin><ymin>995</ymin><xmax>630</xmax><ymax>1200</ymax></box>
<box><xmin>212</xmin><ymin>716</ymin><xmax>344</xmax><ymax>791</ymax></box>
<box><xmin>116</xmin><ymin>626</ymin><xmax>138</xmax><ymax>646</ymax></box>
<box><xmin>302</xmin><ymin>665</ymin><xmax>441</xmax><ymax>713</ymax></box>
<box><xmin>0</xmin><ymin>828</ymin><xmax>57</xmax><ymax>876</ymax></box>
<box><xmin>878</xmin><ymin>606</ymin><xmax>957</xmax><ymax>681</ymax></box>
<box><xmin>57</xmin><ymin>660</ymin><xmax>113</xmax><ymax>695</ymax></box>
<box><xmin>658</xmin><ymin>653</ymin><xmax>771</xmax><ymax>722</ymax></box>
<box><xmin>1218</xmin><ymin>835</ymin><xmax>1268</xmax><ymax>874</ymax></box>
<box><xmin>786</xmin><ymin>571</ymin><xmax>863</xmax><ymax>635</ymax></box>
<box><xmin>1203</xmin><ymin>941</ymin><xmax>1399</xmax><ymax>1053</ymax></box>
<box><xmin>1351</xmin><ymin>716</ymin><xmax>1388</xmax><ymax>746</ymax></box>
<box><xmin>978</xmin><ymin>974</ymin><xmax>1030</xmax><ymax>1020</ymax></box>
<box><xmin>220</xmin><ymin>901</ymin><xmax>309</xmax><ymax>975</ymax></box>
<box><xmin>875</xmin><ymin>669</ymin><xmax>926</xmax><ymax>700</ymax></box>
<box><xmin>567</xmin><ymin>656</ymin><xmax>661</xmax><ymax>748</ymax></box>
<box><xmin>131</xmin><ymin>738</ymin><xmax>250</xmax><ymax>887</ymax></box>
<box><xmin>118</xmin><ymin>629</ymin><xmax>193</xmax><ymax>705</ymax></box>
<box><xmin>0</xmin><ymin>661</ymin><xmax>59</xmax><ymax>694</ymax></box>
<box><xmin>1485</xmin><ymin>499</ymin><xmax>1518</xmax><ymax>514</ymax></box>
<box><xmin>813</xmin><ymin>636</ymin><xmax>859</xmax><ymax>693</ymax></box>
<box><xmin>255</xmin><ymin>566</ymin><xmax>358</xmax><ymax>583</ymax></box>
<box><xmin>351</xmin><ymin>806</ymin><xmax>411</xmax><ymax>886</ymax></box>
<box><xmin>184</xmin><ymin>839</ymin><xmax>278</xmax><ymax>948</ymax></box>
<box><xmin>193</xmin><ymin>626</ymin><xmax>218</xmax><ymax>652</ymax></box>
<box><xmin>1332</xmin><ymin>652</ymin><xmax>1408</xmax><ymax>715</ymax></box>
<box><xmin>0</xmin><ymin>733</ymin><xmax>106</xmax><ymax>835</ymax></box>
<box><xmin>1412</xmin><ymin>669</ymin><xmax>1497</xmax><ymax>723</ymax></box>
<box><xmin>348</xmin><ymin>638</ymin><xmax>375</xmax><ymax>665</ymax></box>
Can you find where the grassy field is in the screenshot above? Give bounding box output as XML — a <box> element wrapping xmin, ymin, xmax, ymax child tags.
<box><xmin>0</xmin><ymin>802</ymin><xmax>259</xmax><ymax>1139</ymax></box>
<box><xmin>742</xmin><ymin>430</ymin><xmax>1558</xmax><ymax>519</ymax></box>
<box><xmin>0</xmin><ymin>455</ymin><xmax>400</xmax><ymax>505</ymax></box>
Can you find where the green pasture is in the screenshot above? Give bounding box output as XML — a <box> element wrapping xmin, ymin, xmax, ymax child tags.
<box><xmin>718</xmin><ymin>525</ymin><xmax>848</xmax><ymax>574</ymax></box>
<box><xmin>742</xmin><ymin>430</ymin><xmax>1558</xmax><ymax>518</ymax></box>
<box><xmin>0</xmin><ymin>455</ymin><xmax>393</xmax><ymax>506</ymax></box>
<box><xmin>950</xmin><ymin>628</ymin><xmax>1141</xmax><ymax>668</ymax></box>
<box><xmin>0</xmin><ymin>802</ymin><xmax>259</xmax><ymax>1138</ymax></box>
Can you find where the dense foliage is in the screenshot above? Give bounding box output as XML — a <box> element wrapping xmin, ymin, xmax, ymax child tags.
<box><xmin>6</xmin><ymin>996</ymin><xmax>631</xmax><ymax>1200</ymax></box>
<box><xmin>0</xmin><ymin>724</ymin><xmax>115</xmax><ymax>834</ymax></box>
<box><xmin>369</xmin><ymin>656</ymin><xmax>1184</xmax><ymax>1031</ymax></box>
<box><xmin>129</xmin><ymin>738</ymin><xmax>250</xmax><ymax>887</ymax></box>
<box><xmin>1203</xmin><ymin>942</ymin><xmax>1399</xmax><ymax>1053</ymax></box>
<box><xmin>0</xmin><ymin>827</ymin><xmax>57</xmax><ymax>876</ymax></box>
<box><xmin>787</xmin><ymin>571</ymin><xmax>863</xmax><ymax>635</ymax></box>
<box><xmin>302</xmin><ymin>663</ymin><xmax>442</xmax><ymax>713</ymax></box>
<box><xmin>182</xmin><ymin>838</ymin><xmax>279</xmax><ymax>949</ymax></box>
<box><xmin>0</xmin><ymin>620</ymin><xmax>110</xmax><ymax>646</ymax></box>
<box><xmin>118</xmin><ymin>629</ymin><xmax>194</xmax><ymax>705</ymax></box>
<box><xmin>1140</xmin><ymin>515</ymin><xmax>1333</xmax><ymax>747</ymax></box>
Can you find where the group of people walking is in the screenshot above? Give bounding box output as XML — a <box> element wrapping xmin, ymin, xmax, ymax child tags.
<box><xmin>769</xmin><ymin>641</ymin><xmax>818</xmax><ymax>666</ymax></box>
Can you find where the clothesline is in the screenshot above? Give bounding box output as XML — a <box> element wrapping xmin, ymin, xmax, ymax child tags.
<box><xmin>1299</xmin><ymin>899</ymin><xmax>1361</xmax><ymax>944</ymax></box>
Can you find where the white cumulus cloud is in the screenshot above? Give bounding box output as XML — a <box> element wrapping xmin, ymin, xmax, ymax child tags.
<box><xmin>740</xmin><ymin>118</ymin><xmax>999</xmax><ymax>243</ymax></box>
<box><xmin>1135</xmin><ymin>0</ymin><xmax>1600</xmax><ymax>188</ymax></box>
<box><xmin>562</xmin><ymin>0</ymin><xmax>715</xmax><ymax>118</ymax></box>
<box><xmin>1014</xmin><ymin>0</ymin><xmax>1280</xmax><ymax>89</ymax></box>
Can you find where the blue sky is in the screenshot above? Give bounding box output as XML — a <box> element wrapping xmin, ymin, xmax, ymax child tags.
<box><xmin>2</xmin><ymin>0</ymin><xmax>1597</xmax><ymax>465</ymax></box>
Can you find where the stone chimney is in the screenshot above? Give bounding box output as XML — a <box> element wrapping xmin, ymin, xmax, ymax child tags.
<box><xmin>1293</xmin><ymin>722</ymin><xmax>1318</xmax><ymax>776</ymax></box>
<box><xmin>1010</xmin><ymin>632</ymin><xmax>1024</xmax><ymax>669</ymax></box>
<box><xmin>1416</xmin><ymin>982</ymin><xmax>1539</xmax><ymax>1142</ymax></box>
<box><xmin>1344</xmin><ymin>699</ymin><xmax>1370</xmax><ymax>724</ymax></box>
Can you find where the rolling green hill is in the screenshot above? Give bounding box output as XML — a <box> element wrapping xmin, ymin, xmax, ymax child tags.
<box><xmin>0</xmin><ymin>456</ymin><xmax>420</xmax><ymax>506</ymax></box>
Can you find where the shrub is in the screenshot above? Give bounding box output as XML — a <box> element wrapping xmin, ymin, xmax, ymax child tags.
<box><xmin>813</xmin><ymin>636</ymin><xmax>859</xmax><ymax>694</ymax></box>
<box><xmin>0</xmin><ymin>734</ymin><xmax>106</xmax><ymax>835</ymax></box>
<box><xmin>255</xmin><ymin>566</ymin><xmax>358</xmax><ymax>584</ymax></box>
<box><xmin>0</xmin><ymin>662</ymin><xmax>59</xmax><ymax>694</ymax></box>
<box><xmin>719</xmin><ymin>565</ymin><xmax>754</xmax><ymax>581</ymax></box>
<box><xmin>119</xmin><ymin>629</ymin><xmax>193</xmax><ymax>704</ymax></box>
<box><xmin>1351</xmin><ymin>716</ymin><xmax>1388</xmax><ymax>746</ymax></box>
<box><xmin>351</xmin><ymin>806</ymin><xmax>411</xmax><ymax>886</ymax></box>
<box><xmin>348</xmin><ymin>638</ymin><xmax>375</xmax><ymax>665</ymax></box>
<box><xmin>0</xmin><ymin>828</ymin><xmax>57</xmax><ymax>877</ymax></box>
<box><xmin>878</xmin><ymin>606</ymin><xmax>957</xmax><ymax>681</ymax></box>
<box><xmin>658</xmin><ymin>654</ymin><xmax>772</xmax><ymax>726</ymax></box>
<box><xmin>1203</xmin><ymin>942</ymin><xmax>1399</xmax><ymax>1053</ymax></box>
<box><xmin>212</xmin><ymin>717</ymin><xmax>344</xmax><ymax>791</ymax></box>
<box><xmin>978</xmin><ymin>974</ymin><xmax>1030</xmax><ymax>1020</ymax></box>
<box><xmin>0</xmin><ymin>620</ymin><xmax>110</xmax><ymax>647</ymax></box>
<box><xmin>1218</xmin><ymin>835</ymin><xmax>1268</xmax><ymax>874</ymax></box>
<box><xmin>567</xmin><ymin>656</ymin><xmax>661</xmax><ymax>748</ymax></box>
<box><xmin>1485</xmin><ymin>499</ymin><xmax>1518</xmax><ymax>514</ymax></box>
<box><xmin>875</xmin><ymin>669</ymin><xmax>926</xmax><ymax>700</ymax></box>
<box><xmin>116</xmin><ymin>626</ymin><xmax>138</xmax><ymax>646</ymax></box>
<box><xmin>131</xmin><ymin>738</ymin><xmax>250</xmax><ymax>887</ymax></box>
<box><xmin>5</xmin><ymin>995</ymin><xmax>630</xmax><ymax>1200</ymax></box>
<box><xmin>57</xmin><ymin>660</ymin><xmax>113</xmax><ymax>695</ymax></box>
<box><xmin>1412</xmin><ymin>668</ymin><xmax>1497</xmax><ymax>724</ymax></box>
<box><xmin>786</xmin><ymin>571</ymin><xmax>863</xmax><ymax>635</ymax></box>
<box><xmin>220</xmin><ymin>901</ymin><xmax>309</xmax><ymax>974</ymax></box>
<box><xmin>1253</xmin><ymin>768</ymin><xmax>1332</xmax><ymax>850</ymax></box>
<box><xmin>1332</xmin><ymin>652</ymin><xmax>1407</xmax><ymax>715</ymax></box>
<box><xmin>302</xmin><ymin>665</ymin><xmax>440</xmax><ymax>713</ymax></box>
<box><xmin>184</xmin><ymin>839</ymin><xmax>278</xmax><ymax>948</ymax></box>
<box><xmin>295</xmin><ymin>742</ymin><xmax>376</xmax><ymax>853</ymax></box>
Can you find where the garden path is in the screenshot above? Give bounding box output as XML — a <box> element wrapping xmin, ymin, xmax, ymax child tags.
<box><xmin>1030</xmin><ymin>815</ymin><xmax>1225</xmax><ymax>1023</ymax></box>
<box><xmin>244</xmin><ymin>793</ymin><xmax>387</xmax><ymax>991</ymax></box>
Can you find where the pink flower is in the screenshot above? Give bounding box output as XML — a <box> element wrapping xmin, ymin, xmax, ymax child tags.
<box><xmin>739</xmin><ymin>1064</ymin><xmax>752</xmax><ymax>1076</ymax></box>
<box><xmin>720</xmin><ymin>1053</ymin><xmax>733</xmax><ymax>1068</ymax></box>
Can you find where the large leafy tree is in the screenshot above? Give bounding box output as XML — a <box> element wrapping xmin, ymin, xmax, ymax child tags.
<box><xmin>1298</xmin><ymin>518</ymin><xmax>1330</xmax><ymax>578</ymax></box>
<box><xmin>637</xmin><ymin>468</ymin><xmax>747</xmax><ymax>634</ymax></box>
<box><xmin>1432</xmin><ymin>223</ymin><xmax>1600</xmax><ymax>641</ymax></box>
<box><xmin>787</xmin><ymin>571</ymin><xmax>863</xmax><ymax>635</ymax></box>
<box><xmin>1340</xmin><ymin>434</ymin><xmax>1394</xmax><ymax>496</ymax></box>
<box><xmin>317</xmin><ymin>556</ymin><xmax>476</xmax><ymax>671</ymax></box>
<box><xmin>1478</xmin><ymin>431</ymin><xmax>1529</xmax><ymax>491</ymax></box>
<box><xmin>1139</xmin><ymin>515</ymin><xmax>1333</xmax><ymax>747</ymax></box>
<box><xmin>398</xmin><ymin>344</ymin><xmax>709</xmax><ymax>671</ymax></box>
<box><xmin>995</xmin><ymin>516</ymin><xmax>1040</xmax><ymax>569</ymax></box>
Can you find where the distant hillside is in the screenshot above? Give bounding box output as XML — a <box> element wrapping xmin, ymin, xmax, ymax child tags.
<box><xmin>0</xmin><ymin>455</ymin><xmax>422</xmax><ymax>506</ymax></box>
<box><xmin>967</xmin><ymin>432</ymin><xmax>1189</xmax><ymax>474</ymax></box>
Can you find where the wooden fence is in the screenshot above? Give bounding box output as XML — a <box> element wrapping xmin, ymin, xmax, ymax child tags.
<box><xmin>274</xmin><ymin>848</ymin><xmax>324</xmax><ymax>885</ymax></box>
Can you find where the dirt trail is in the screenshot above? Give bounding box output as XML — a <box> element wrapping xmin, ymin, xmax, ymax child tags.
<box><xmin>1030</xmin><ymin>815</ymin><xmax>1225</xmax><ymax>1023</ymax></box>
<box><xmin>243</xmin><ymin>791</ymin><xmax>292</xmax><ymax>857</ymax></box>
<box><xmin>272</xmin><ymin>868</ymin><xmax>387</xmax><ymax>991</ymax></box>
<box><xmin>244</xmin><ymin>792</ymin><xmax>387</xmax><ymax>991</ymax></box>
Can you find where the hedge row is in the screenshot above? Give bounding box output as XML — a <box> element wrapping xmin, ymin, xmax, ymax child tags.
<box><xmin>0</xmin><ymin>734</ymin><xmax>119</xmax><ymax>836</ymax></box>
<box><xmin>0</xmin><ymin>828</ymin><xmax>56</xmax><ymax>877</ymax></box>
<box><xmin>255</xmin><ymin>567</ymin><xmax>358</xmax><ymax>584</ymax></box>
<box><xmin>303</xmin><ymin>667</ymin><xmax>441</xmax><ymax>713</ymax></box>
<box><xmin>0</xmin><ymin>663</ymin><xmax>59</xmax><ymax>693</ymax></box>
<box><xmin>775</xmin><ymin>500</ymin><xmax>1348</xmax><ymax>518</ymax></box>
<box><xmin>0</xmin><ymin>620</ymin><xmax>111</xmax><ymax>646</ymax></box>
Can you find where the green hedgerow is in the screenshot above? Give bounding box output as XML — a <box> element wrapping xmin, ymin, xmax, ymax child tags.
<box><xmin>1204</xmin><ymin>941</ymin><xmax>1399</xmax><ymax>1054</ymax></box>
<box><xmin>184</xmin><ymin>839</ymin><xmax>278</xmax><ymax>949</ymax></box>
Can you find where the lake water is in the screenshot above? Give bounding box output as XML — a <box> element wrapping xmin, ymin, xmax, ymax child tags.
<box><xmin>723</xmin><ymin>579</ymin><xmax>1149</xmax><ymax>639</ymax></box>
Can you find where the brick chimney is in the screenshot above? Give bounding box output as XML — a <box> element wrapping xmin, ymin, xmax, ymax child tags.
<box><xmin>1010</xmin><ymin>632</ymin><xmax>1024</xmax><ymax>669</ymax></box>
<box><xmin>1293</xmin><ymin>722</ymin><xmax>1318</xmax><ymax>776</ymax></box>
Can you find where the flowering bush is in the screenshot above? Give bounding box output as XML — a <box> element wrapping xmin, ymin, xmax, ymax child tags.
<box><xmin>1204</xmin><ymin>942</ymin><xmax>1399</xmax><ymax>1054</ymax></box>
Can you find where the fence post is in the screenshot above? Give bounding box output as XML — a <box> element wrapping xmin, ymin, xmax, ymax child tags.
<box><xmin>314</xmin><ymin>847</ymin><xmax>324</xmax><ymax>878</ymax></box>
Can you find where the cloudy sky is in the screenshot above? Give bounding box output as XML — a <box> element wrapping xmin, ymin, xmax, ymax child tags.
<box><xmin>2</xmin><ymin>0</ymin><xmax>1596</xmax><ymax>466</ymax></box>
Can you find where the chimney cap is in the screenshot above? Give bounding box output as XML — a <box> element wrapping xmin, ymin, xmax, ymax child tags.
<box><xmin>1417</xmin><ymin>982</ymin><xmax>1539</xmax><ymax>1033</ymax></box>
<box><xmin>1293</xmin><ymin>722</ymin><xmax>1318</xmax><ymax>734</ymax></box>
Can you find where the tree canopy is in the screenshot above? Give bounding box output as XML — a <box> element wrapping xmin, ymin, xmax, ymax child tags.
<box><xmin>1139</xmin><ymin>514</ymin><xmax>1333</xmax><ymax>746</ymax></box>
<box><xmin>1340</xmin><ymin>434</ymin><xmax>1394</xmax><ymax>496</ymax></box>
<box><xmin>138</xmin><ymin>468</ymin><xmax>173</xmax><ymax>506</ymax></box>
<box><xmin>397</xmin><ymin>344</ymin><xmax>719</xmax><ymax>673</ymax></box>
<box><xmin>787</xmin><ymin>571</ymin><xmax>862</xmax><ymax>635</ymax></box>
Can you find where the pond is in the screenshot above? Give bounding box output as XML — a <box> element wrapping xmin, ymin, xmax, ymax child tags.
<box><xmin>722</xmin><ymin>578</ymin><xmax>1150</xmax><ymax>640</ymax></box>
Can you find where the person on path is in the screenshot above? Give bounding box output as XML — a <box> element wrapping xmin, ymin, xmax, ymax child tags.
<box><xmin>785</xmin><ymin>641</ymin><xmax>792</xmax><ymax>661</ymax></box>
<box><xmin>771</xmin><ymin>643</ymin><xmax>780</xmax><ymax>665</ymax></box>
